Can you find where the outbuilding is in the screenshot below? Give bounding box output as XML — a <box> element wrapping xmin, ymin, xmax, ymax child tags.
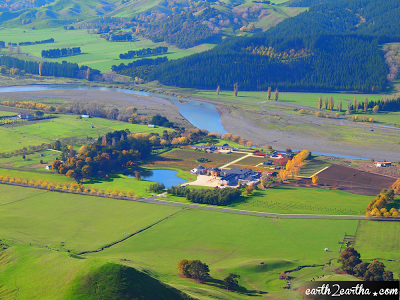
<box><xmin>374</xmin><ymin>162</ymin><xmax>392</xmax><ymax>167</ymax></box>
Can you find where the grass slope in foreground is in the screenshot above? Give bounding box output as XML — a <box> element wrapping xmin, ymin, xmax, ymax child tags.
<box><xmin>0</xmin><ymin>184</ymin><xmax>182</xmax><ymax>253</ymax></box>
<box><xmin>88</xmin><ymin>209</ymin><xmax>358</xmax><ymax>299</ymax></box>
<box><xmin>0</xmin><ymin>242</ymin><xmax>191</xmax><ymax>299</ymax></box>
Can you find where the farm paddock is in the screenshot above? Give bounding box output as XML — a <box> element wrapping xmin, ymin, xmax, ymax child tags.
<box><xmin>314</xmin><ymin>164</ymin><xmax>397</xmax><ymax>196</ymax></box>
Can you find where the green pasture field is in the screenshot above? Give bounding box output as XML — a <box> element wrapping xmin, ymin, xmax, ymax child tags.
<box><xmin>0</xmin><ymin>111</ymin><xmax>17</xmax><ymax>117</ymax></box>
<box><xmin>354</xmin><ymin>221</ymin><xmax>400</xmax><ymax>261</ymax></box>
<box><xmin>0</xmin><ymin>184</ymin><xmax>182</xmax><ymax>253</ymax></box>
<box><xmin>0</xmin><ymin>27</ymin><xmax>215</xmax><ymax>72</ymax></box>
<box><xmin>0</xmin><ymin>114</ymin><xmax>167</xmax><ymax>152</ymax></box>
<box><xmin>0</xmin><ymin>243</ymin><xmax>105</xmax><ymax>299</ymax></box>
<box><xmin>82</xmin><ymin>173</ymin><xmax>163</xmax><ymax>198</ymax></box>
<box><xmin>0</xmin><ymin>149</ymin><xmax>60</xmax><ymax>169</ymax></box>
<box><xmin>0</xmin><ymin>241</ymin><xmax>188</xmax><ymax>300</ymax></box>
<box><xmin>0</xmin><ymin>168</ymin><xmax>74</xmax><ymax>183</ymax></box>
<box><xmin>164</xmin><ymin>186</ymin><xmax>371</xmax><ymax>215</ymax></box>
<box><xmin>88</xmin><ymin>209</ymin><xmax>358</xmax><ymax>299</ymax></box>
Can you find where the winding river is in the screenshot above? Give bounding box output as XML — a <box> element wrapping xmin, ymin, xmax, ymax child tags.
<box><xmin>0</xmin><ymin>85</ymin><xmax>395</xmax><ymax>160</ymax></box>
<box><xmin>0</xmin><ymin>85</ymin><xmax>227</xmax><ymax>133</ymax></box>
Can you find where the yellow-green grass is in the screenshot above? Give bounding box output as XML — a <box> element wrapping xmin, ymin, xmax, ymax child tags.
<box><xmin>0</xmin><ymin>27</ymin><xmax>215</xmax><ymax>72</ymax></box>
<box><xmin>88</xmin><ymin>209</ymin><xmax>358</xmax><ymax>299</ymax></box>
<box><xmin>164</xmin><ymin>186</ymin><xmax>371</xmax><ymax>215</ymax></box>
<box><xmin>0</xmin><ymin>114</ymin><xmax>167</xmax><ymax>152</ymax></box>
<box><xmin>0</xmin><ymin>184</ymin><xmax>182</xmax><ymax>253</ymax></box>
<box><xmin>354</xmin><ymin>221</ymin><xmax>400</xmax><ymax>261</ymax></box>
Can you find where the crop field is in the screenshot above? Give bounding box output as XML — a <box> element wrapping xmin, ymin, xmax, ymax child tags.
<box><xmin>0</xmin><ymin>114</ymin><xmax>166</xmax><ymax>152</ymax></box>
<box><xmin>0</xmin><ymin>184</ymin><xmax>182</xmax><ymax>253</ymax></box>
<box><xmin>354</xmin><ymin>221</ymin><xmax>400</xmax><ymax>261</ymax></box>
<box><xmin>0</xmin><ymin>28</ymin><xmax>215</xmax><ymax>72</ymax></box>
<box><xmin>299</xmin><ymin>159</ymin><xmax>330</xmax><ymax>177</ymax></box>
<box><xmin>143</xmin><ymin>149</ymin><xmax>245</xmax><ymax>171</ymax></box>
<box><xmin>88</xmin><ymin>209</ymin><xmax>359</xmax><ymax>299</ymax></box>
<box><xmin>316</xmin><ymin>164</ymin><xmax>397</xmax><ymax>196</ymax></box>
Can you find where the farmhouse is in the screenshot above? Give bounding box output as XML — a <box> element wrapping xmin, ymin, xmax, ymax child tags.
<box><xmin>17</xmin><ymin>113</ymin><xmax>35</xmax><ymax>119</ymax></box>
<box><xmin>218</xmin><ymin>168</ymin><xmax>260</xmax><ymax>186</ymax></box>
<box><xmin>374</xmin><ymin>161</ymin><xmax>392</xmax><ymax>167</ymax></box>
<box><xmin>81</xmin><ymin>114</ymin><xmax>90</xmax><ymax>118</ymax></box>
<box><xmin>190</xmin><ymin>165</ymin><xmax>208</xmax><ymax>175</ymax></box>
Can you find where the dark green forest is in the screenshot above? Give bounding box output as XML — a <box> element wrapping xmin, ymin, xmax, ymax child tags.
<box><xmin>145</xmin><ymin>0</ymin><xmax>400</xmax><ymax>92</ymax></box>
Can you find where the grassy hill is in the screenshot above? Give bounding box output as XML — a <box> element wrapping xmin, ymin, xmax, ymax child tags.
<box><xmin>0</xmin><ymin>241</ymin><xmax>192</xmax><ymax>299</ymax></box>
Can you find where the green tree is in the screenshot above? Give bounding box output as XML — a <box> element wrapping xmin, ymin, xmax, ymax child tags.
<box><xmin>364</xmin><ymin>260</ymin><xmax>385</xmax><ymax>281</ymax></box>
<box><xmin>337</xmin><ymin>247</ymin><xmax>361</xmax><ymax>275</ymax></box>
<box><xmin>81</xmin><ymin>165</ymin><xmax>93</xmax><ymax>179</ymax></box>
<box><xmin>188</xmin><ymin>260</ymin><xmax>209</xmax><ymax>283</ymax></box>
<box><xmin>224</xmin><ymin>273</ymin><xmax>240</xmax><ymax>291</ymax></box>
<box><xmin>35</xmin><ymin>110</ymin><xmax>44</xmax><ymax>117</ymax></box>
<box><xmin>53</xmin><ymin>140</ymin><xmax>61</xmax><ymax>151</ymax></box>
<box><xmin>383</xmin><ymin>270</ymin><xmax>394</xmax><ymax>281</ymax></box>
<box><xmin>353</xmin><ymin>262</ymin><xmax>368</xmax><ymax>278</ymax></box>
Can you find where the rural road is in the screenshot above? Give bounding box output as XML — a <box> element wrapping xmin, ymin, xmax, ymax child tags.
<box><xmin>125</xmin><ymin>195</ymin><xmax>399</xmax><ymax>221</ymax></box>
<box><xmin>1</xmin><ymin>181</ymin><xmax>397</xmax><ymax>221</ymax></box>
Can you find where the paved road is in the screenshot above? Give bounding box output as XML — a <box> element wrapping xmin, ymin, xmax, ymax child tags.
<box><xmin>124</xmin><ymin>195</ymin><xmax>400</xmax><ymax>221</ymax></box>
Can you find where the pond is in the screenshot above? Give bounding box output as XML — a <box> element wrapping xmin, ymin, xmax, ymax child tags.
<box><xmin>128</xmin><ymin>169</ymin><xmax>186</xmax><ymax>188</ymax></box>
<box><xmin>0</xmin><ymin>85</ymin><xmax>227</xmax><ymax>133</ymax></box>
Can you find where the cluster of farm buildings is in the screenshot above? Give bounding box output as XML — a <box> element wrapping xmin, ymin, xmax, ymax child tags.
<box><xmin>190</xmin><ymin>165</ymin><xmax>261</xmax><ymax>186</ymax></box>
<box><xmin>188</xmin><ymin>144</ymin><xmax>294</xmax><ymax>187</ymax></box>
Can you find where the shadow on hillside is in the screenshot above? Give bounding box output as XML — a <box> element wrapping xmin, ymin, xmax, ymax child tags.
<box><xmin>204</xmin><ymin>277</ymin><xmax>265</xmax><ymax>297</ymax></box>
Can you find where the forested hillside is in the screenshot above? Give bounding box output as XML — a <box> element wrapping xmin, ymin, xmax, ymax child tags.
<box><xmin>146</xmin><ymin>0</ymin><xmax>400</xmax><ymax>92</ymax></box>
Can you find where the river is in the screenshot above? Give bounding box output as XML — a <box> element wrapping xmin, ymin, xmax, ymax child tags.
<box><xmin>0</xmin><ymin>85</ymin><xmax>227</xmax><ymax>133</ymax></box>
<box><xmin>0</xmin><ymin>85</ymin><xmax>394</xmax><ymax>161</ymax></box>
